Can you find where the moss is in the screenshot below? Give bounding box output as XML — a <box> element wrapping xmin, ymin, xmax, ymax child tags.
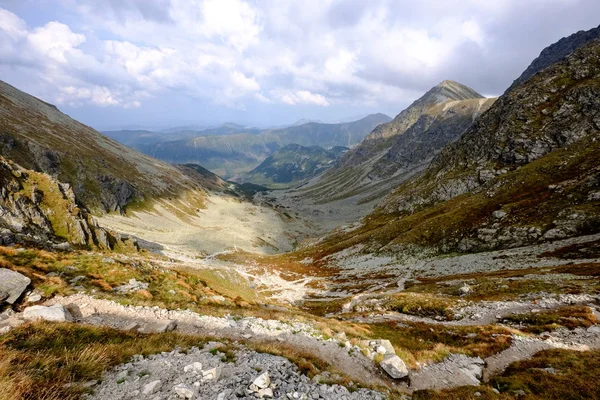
<box><xmin>502</xmin><ymin>306</ymin><xmax>598</xmax><ymax>334</ymax></box>
<box><xmin>365</xmin><ymin>322</ymin><xmax>512</xmax><ymax>368</ymax></box>
<box><xmin>386</xmin><ymin>293</ymin><xmax>457</xmax><ymax>319</ymax></box>
<box><xmin>491</xmin><ymin>349</ymin><xmax>600</xmax><ymax>399</ymax></box>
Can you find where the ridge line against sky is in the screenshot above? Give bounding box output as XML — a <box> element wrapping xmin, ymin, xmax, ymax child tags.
<box><xmin>0</xmin><ymin>0</ymin><xmax>598</xmax><ymax>130</ymax></box>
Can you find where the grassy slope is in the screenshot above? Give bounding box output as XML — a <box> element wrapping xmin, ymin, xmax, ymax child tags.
<box><xmin>0</xmin><ymin>81</ymin><xmax>213</xmax><ymax>213</ymax></box>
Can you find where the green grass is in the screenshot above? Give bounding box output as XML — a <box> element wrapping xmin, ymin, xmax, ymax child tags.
<box><xmin>386</xmin><ymin>292</ymin><xmax>457</xmax><ymax>319</ymax></box>
<box><xmin>0</xmin><ymin>322</ymin><xmax>211</xmax><ymax>400</ymax></box>
<box><xmin>413</xmin><ymin>349</ymin><xmax>600</xmax><ymax>399</ymax></box>
<box><xmin>365</xmin><ymin>321</ymin><xmax>513</xmax><ymax>368</ymax></box>
<box><xmin>502</xmin><ymin>306</ymin><xmax>599</xmax><ymax>334</ymax></box>
<box><xmin>0</xmin><ymin>246</ymin><xmax>262</xmax><ymax>316</ymax></box>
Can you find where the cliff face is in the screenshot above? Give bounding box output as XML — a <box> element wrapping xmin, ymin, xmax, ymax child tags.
<box><xmin>0</xmin><ymin>157</ymin><xmax>128</xmax><ymax>250</ymax></box>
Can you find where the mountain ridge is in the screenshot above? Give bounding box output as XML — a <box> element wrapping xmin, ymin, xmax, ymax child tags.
<box><xmin>0</xmin><ymin>80</ymin><xmax>216</xmax><ymax>214</ymax></box>
<box><xmin>138</xmin><ymin>113</ymin><xmax>391</xmax><ymax>178</ymax></box>
<box><xmin>289</xmin><ymin>81</ymin><xmax>493</xmax><ymax>208</ymax></box>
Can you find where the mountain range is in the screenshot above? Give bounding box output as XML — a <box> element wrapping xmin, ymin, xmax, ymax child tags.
<box><xmin>306</xmin><ymin>34</ymin><xmax>600</xmax><ymax>259</ymax></box>
<box><xmin>288</xmin><ymin>80</ymin><xmax>496</xmax><ymax>207</ymax></box>
<box><xmin>237</xmin><ymin>144</ymin><xmax>349</xmax><ymax>188</ymax></box>
<box><xmin>131</xmin><ymin>113</ymin><xmax>391</xmax><ymax>178</ymax></box>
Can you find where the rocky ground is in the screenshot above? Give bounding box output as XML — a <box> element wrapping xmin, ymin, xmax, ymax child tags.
<box><xmin>87</xmin><ymin>345</ymin><xmax>385</xmax><ymax>400</ymax></box>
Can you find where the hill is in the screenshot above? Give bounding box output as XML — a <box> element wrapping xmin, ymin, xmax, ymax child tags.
<box><xmin>238</xmin><ymin>144</ymin><xmax>348</xmax><ymax>188</ymax></box>
<box><xmin>0</xmin><ymin>81</ymin><xmax>218</xmax><ymax>214</ymax></box>
<box><xmin>137</xmin><ymin>114</ymin><xmax>391</xmax><ymax>178</ymax></box>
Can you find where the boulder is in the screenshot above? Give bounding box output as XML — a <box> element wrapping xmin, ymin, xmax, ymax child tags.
<box><xmin>142</xmin><ymin>380</ymin><xmax>161</xmax><ymax>395</ymax></box>
<box><xmin>26</xmin><ymin>293</ymin><xmax>42</xmax><ymax>303</ymax></box>
<box><xmin>380</xmin><ymin>354</ymin><xmax>408</xmax><ymax>379</ymax></box>
<box><xmin>0</xmin><ymin>268</ymin><xmax>31</xmax><ymax>304</ymax></box>
<box><xmin>173</xmin><ymin>383</ymin><xmax>195</xmax><ymax>399</ymax></box>
<box><xmin>459</xmin><ymin>283</ymin><xmax>472</xmax><ymax>296</ymax></box>
<box><xmin>183</xmin><ymin>362</ymin><xmax>203</xmax><ymax>374</ymax></box>
<box><xmin>139</xmin><ymin>320</ymin><xmax>177</xmax><ymax>334</ymax></box>
<box><xmin>202</xmin><ymin>367</ymin><xmax>221</xmax><ymax>381</ymax></box>
<box><xmin>23</xmin><ymin>304</ymin><xmax>73</xmax><ymax>322</ymax></box>
<box><xmin>376</xmin><ymin>339</ymin><xmax>395</xmax><ymax>354</ymax></box>
<box><xmin>252</xmin><ymin>372</ymin><xmax>271</xmax><ymax>389</ymax></box>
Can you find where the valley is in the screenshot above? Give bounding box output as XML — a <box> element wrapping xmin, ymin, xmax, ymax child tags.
<box><xmin>0</xmin><ymin>15</ymin><xmax>599</xmax><ymax>400</ymax></box>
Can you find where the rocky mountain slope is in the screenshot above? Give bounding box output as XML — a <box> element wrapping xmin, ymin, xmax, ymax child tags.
<box><xmin>0</xmin><ymin>157</ymin><xmax>125</xmax><ymax>249</ymax></box>
<box><xmin>0</xmin><ymin>81</ymin><xmax>217</xmax><ymax>213</ymax></box>
<box><xmin>310</xmin><ymin>38</ymin><xmax>600</xmax><ymax>258</ymax></box>
<box><xmin>238</xmin><ymin>144</ymin><xmax>348</xmax><ymax>188</ymax></box>
<box><xmin>506</xmin><ymin>24</ymin><xmax>600</xmax><ymax>93</ymax></box>
<box><xmin>138</xmin><ymin>114</ymin><xmax>391</xmax><ymax>178</ymax></box>
<box><xmin>288</xmin><ymin>81</ymin><xmax>494</xmax><ymax>206</ymax></box>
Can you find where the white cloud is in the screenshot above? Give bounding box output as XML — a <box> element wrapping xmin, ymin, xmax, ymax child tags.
<box><xmin>273</xmin><ymin>89</ymin><xmax>331</xmax><ymax>106</ymax></box>
<box><xmin>28</xmin><ymin>21</ymin><xmax>85</xmax><ymax>64</ymax></box>
<box><xmin>1</xmin><ymin>0</ymin><xmax>599</xmax><ymax>116</ymax></box>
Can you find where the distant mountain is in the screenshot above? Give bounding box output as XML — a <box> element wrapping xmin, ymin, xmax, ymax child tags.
<box><xmin>138</xmin><ymin>113</ymin><xmax>391</xmax><ymax>178</ymax></box>
<box><xmin>310</xmin><ymin>38</ymin><xmax>600</xmax><ymax>258</ymax></box>
<box><xmin>103</xmin><ymin>123</ymin><xmax>262</xmax><ymax>148</ymax></box>
<box><xmin>102</xmin><ymin>130</ymin><xmax>191</xmax><ymax>147</ymax></box>
<box><xmin>293</xmin><ymin>81</ymin><xmax>494</xmax><ymax>205</ymax></box>
<box><xmin>0</xmin><ymin>80</ymin><xmax>221</xmax><ymax>214</ymax></box>
<box><xmin>289</xmin><ymin>118</ymin><xmax>324</xmax><ymax>126</ymax></box>
<box><xmin>237</xmin><ymin>144</ymin><xmax>348</xmax><ymax>188</ymax></box>
<box><xmin>506</xmin><ymin>24</ymin><xmax>600</xmax><ymax>92</ymax></box>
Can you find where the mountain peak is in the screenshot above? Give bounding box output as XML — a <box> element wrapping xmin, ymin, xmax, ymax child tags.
<box><xmin>428</xmin><ymin>80</ymin><xmax>484</xmax><ymax>102</ymax></box>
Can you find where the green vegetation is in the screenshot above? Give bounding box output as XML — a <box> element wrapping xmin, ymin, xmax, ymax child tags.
<box><xmin>365</xmin><ymin>322</ymin><xmax>513</xmax><ymax>368</ymax></box>
<box><xmin>0</xmin><ymin>322</ymin><xmax>211</xmax><ymax>400</ymax></box>
<box><xmin>240</xmin><ymin>144</ymin><xmax>347</xmax><ymax>188</ymax></box>
<box><xmin>0</xmin><ymin>246</ymin><xmax>261</xmax><ymax>315</ymax></box>
<box><xmin>414</xmin><ymin>349</ymin><xmax>600</xmax><ymax>399</ymax></box>
<box><xmin>502</xmin><ymin>306</ymin><xmax>599</xmax><ymax>334</ymax></box>
<box><xmin>385</xmin><ymin>293</ymin><xmax>457</xmax><ymax>319</ymax></box>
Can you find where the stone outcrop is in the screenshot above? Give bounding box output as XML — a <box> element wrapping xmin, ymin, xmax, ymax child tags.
<box><xmin>379</xmin><ymin>354</ymin><xmax>409</xmax><ymax>379</ymax></box>
<box><xmin>0</xmin><ymin>157</ymin><xmax>124</xmax><ymax>249</ymax></box>
<box><xmin>22</xmin><ymin>304</ymin><xmax>73</xmax><ymax>322</ymax></box>
<box><xmin>0</xmin><ymin>268</ymin><xmax>30</xmax><ymax>304</ymax></box>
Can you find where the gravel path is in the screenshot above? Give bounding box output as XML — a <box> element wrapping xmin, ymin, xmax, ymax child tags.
<box><xmin>42</xmin><ymin>294</ymin><xmax>392</xmax><ymax>390</ymax></box>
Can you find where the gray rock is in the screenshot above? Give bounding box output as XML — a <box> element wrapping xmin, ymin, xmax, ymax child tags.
<box><xmin>202</xmin><ymin>367</ymin><xmax>221</xmax><ymax>381</ymax></box>
<box><xmin>492</xmin><ymin>210</ymin><xmax>507</xmax><ymax>219</ymax></box>
<box><xmin>26</xmin><ymin>293</ymin><xmax>42</xmax><ymax>303</ymax></box>
<box><xmin>173</xmin><ymin>383</ymin><xmax>195</xmax><ymax>399</ymax></box>
<box><xmin>459</xmin><ymin>283</ymin><xmax>472</xmax><ymax>296</ymax></box>
<box><xmin>142</xmin><ymin>380</ymin><xmax>161</xmax><ymax>395</ymax></box>
<box><xmin>379</xmin><ymin>354</ymin><xmax>408</xmax><ymax>379</ymax></box>
<box><xmin>0</xmin><ymin>268</ymin><xmax>30</xmax><ymax>304</ymax></box>
<box><xmin>23</xmin><ymin>304</ymin><xmax>73</xmax><ymax>322</ymax></box>
<box><xmin>183</xmin><ymin>362</ymin><xmax>203</xmax><ymax>374</ymax></box>
<box><xmin>139</xmin><ymin>320</ymin><xmax>177</xmax><ymax>334</ymax></box>
<box><xmin>253</xmin><ymin>372</ymin><xmax>271</xmax><ymax>389</ymax></box>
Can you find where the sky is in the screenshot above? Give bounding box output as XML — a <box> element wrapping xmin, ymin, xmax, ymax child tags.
<box><xmin>0</xmin><ymin>0</ymin><xmax>598</xmax><ymax>131</ymax></box>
